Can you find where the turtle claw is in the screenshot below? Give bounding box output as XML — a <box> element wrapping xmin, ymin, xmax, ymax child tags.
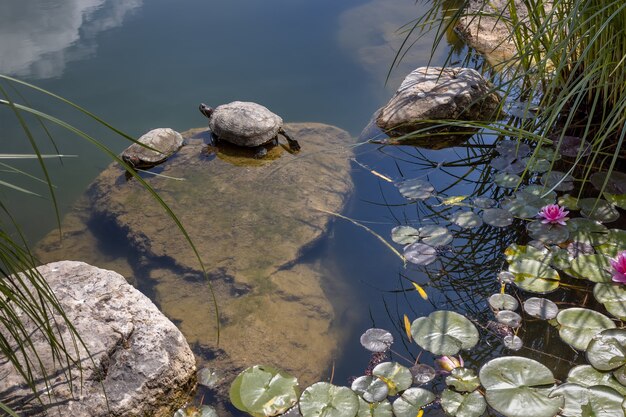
<box><xmin>254</xmin><ymin>147</ymin><xmax>268</xmax><ymax>158</ymax></box>
<box><xmin>279</xmin><ymin>128</ymin><xmax>300</xmax><ymax>153</ymax></box>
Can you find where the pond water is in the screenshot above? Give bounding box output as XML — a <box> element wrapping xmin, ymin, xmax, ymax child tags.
<box><xmin>0</xmin><ymin>1</ymin><xmax>603</xmax><ymax>416</ymax></box>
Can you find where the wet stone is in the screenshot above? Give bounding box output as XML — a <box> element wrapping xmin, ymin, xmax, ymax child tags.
<box><xmin>36</xmin><ymin>122</ymin><xmax>354</xmax><ymax>404</ymax></box>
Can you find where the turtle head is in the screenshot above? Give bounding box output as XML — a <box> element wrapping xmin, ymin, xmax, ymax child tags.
<box><xmin>199</xmin><ymin>103</ymin><xmax>214</xmax><ymax>119</ymax></box>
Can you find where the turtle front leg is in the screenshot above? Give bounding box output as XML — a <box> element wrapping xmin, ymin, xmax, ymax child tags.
<box><xmin>278</xmin><ymin>128</ymin><xmax>301</xmax><ymax>152</ymax></box>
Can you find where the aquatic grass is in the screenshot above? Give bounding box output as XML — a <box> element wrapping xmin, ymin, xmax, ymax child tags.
<box><xmin>0</xmin><ymin>75</ymin><xmax>219</xmax><ymax>413</ymax></box>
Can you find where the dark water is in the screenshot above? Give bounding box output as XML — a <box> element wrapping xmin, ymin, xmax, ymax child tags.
<box><xmin>1</xmin><ymin>0</ymin><xmax>575</xmax><ymax>414</ymax></box>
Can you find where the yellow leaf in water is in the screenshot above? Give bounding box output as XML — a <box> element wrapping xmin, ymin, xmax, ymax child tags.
<box><xmin>416</xmin><ymin>410</ymin><xmax>424</xmax><ymax>417</ymax></box>
<box><xmin>437</xmin><ymin>195</ymin><xmax>468</xmax><ymax>206</ymax></box>
<box><xmin>412</xmin><ymin>282</ymin><xmax>428</xmax><ymax>300</ymax></box>
<box><xmin>404</xmin><ymin>314</ymin><xmax>412</xmax><ymax>341</ymax></box>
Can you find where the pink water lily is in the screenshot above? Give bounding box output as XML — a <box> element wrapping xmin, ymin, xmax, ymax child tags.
<box><xmin>537</xmin><ymin>204</ymin><xmax>569</xmax><ymax>226</ymax></box>
<box><xmin>610</xmin><ymin>251</ymin><xmax>626</xmax><ymax>284</ymax></box>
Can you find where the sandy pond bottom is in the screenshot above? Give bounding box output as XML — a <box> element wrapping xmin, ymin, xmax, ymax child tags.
<box><xmin>36</xmin><ymin>122</ymin><xmax>355</xmax><ymax>411</ymax></box>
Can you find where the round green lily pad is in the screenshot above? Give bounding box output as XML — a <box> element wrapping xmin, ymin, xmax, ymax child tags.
<box><xmin>595</xmin><ymin>229</ymin><xmax>626</xmax><ymax>257</ymax></box>
<box><xmin>449</xmin><ymin>211</ymin><xmax>483</xmax><ymax>229</ymax></box>
<box><xmin>360</xmin><ymin>328</ymin><xmax>394</xmax><ymax>353</ymax></box>
<box><xmin>440</xmin><ymin>389</ymin><xmax>486</xmax><ymax>417</ymax></box>
<box><xmin>503</xmin><ymin>335</ymin><xmax>523</xmax><ymax>351</ymax></box>
<box><xmin>174</xmin><ymin>405</ymin><xmax>219</xmax><ymax>417</ymax></box>
<box><xmin>351</xmin><ymin>376</ymin><xmax>389</xmax><ymax>403</ymax></box>
<box><xmin>594</xmin><ymin>283</ymin><xmax>626</xmax><ymax>320</ymax></box>
<box><xmin>472</xmin><ymin>197</ymin><xmax>495</xmax><ymax>208</ymax></box>
<box><xmin>586</xmin><ymin>329</ymin><xmax>626</xmax><ymax>373</ymax></box>
<box><xmin>482</xmin><ymin>208</ymin><xmax>513</xmax><ymax>227</ymax></box>
<box><xmin>411</xmin><ymin>310</ymin><xmax>479</xmax><ymax>355</ymax></box>
<box><xmin>230</xmin><ymin>365</ymin><xmax>300</xmax><ymax>417</ymax></box>
<box><xmin>356</xmin><ymin>397</ymin><xmax>392</xmax><ymax>417</ymax></box>
<box><xmin>391</xmin><ymin>388</ymin><xmax>435</xmax><ymax>417</ymax></box>
<box><xmin>372</xmin><ymin>362</ymin><xmax>413</xmax><ymax>396</ymax></box>
<box><xmin>567</xmin><ymin>365</ymin><xmax>626</xmax><ymax>396</ymax></box>
<box><xmin>418</xmin><ymin>225</ymin><xmax>453</xmax><ymax>247</ymax></box>
<box><xmin>410</xmin><ymin>364</ymin><xmax>436</xmax><ymax>385</ymax></box>
<box><xmin>391</xmin><ymin>226</ymin><xmax>419</xmax><ymax>246</ymax></box>
<box><xmin>496</xmin><ymin>310</ymin><xmax>522</xmax><ymax>328</ymax></box>
<box><xmin>479</xmin><ymin>356</ymin><xmax>562</xmax><ymax>417</ymax></box>
<box><xmin>523</xmin><ymin>297</ymin><xmax>558</xmax><ymax>320</ymax></box>
<box><xmin>504</xmin><ymin>243</ymin><xmax>553</xmax><ymax>264</ymax></box>
<box><xmin>508</xmin><ymin>259</ymin><xmax>560</xmax><ymax>294</ymax></box>
<box><xmin>397</xmin><ymin>178</ymin><xmax>435</xmax><ymax>201</ymax></box>
<box><xmin>299</xmin><ymin>382</ymin><xmax>359</xmax><ymax>417</ymax></box>
<box><xmin>488</xmin><ymin>293</ymin><xmax>519</xmax><ymax>311</ymax></box>
<box><xmin>495</xmin><ymin>172</ymin><xmax>522</xmax><ymax>189</ymax></box>
<box><xmin>445</xmin><ymin>367</ymin><xmax>481</xmax><ymax>392</ymax></box>
<box><xmin>540</xmin><ymin>171</ymin><xmax>574</xmax><ymax>192</ymax></box>
<box><xmin>565</xmin><ymin>254</ymin><xmax>613</xmax><ymax>283</ymax></box>
<box><xmin>403</xmin><ymin>242</ymin><xmax>437</xmax><ymax>266</ymax></box>
<box><xmin>567</xmin><ymin>218</ymin><xmax>609</xmax><ymax>246</ymax></box>
<box><xmin>526</xmin><ymin>221</ymin><xmax>569</xmax><ymax>244</ymax></box>
<box><xmin>556</xmin><ymin>308</ymin><xmax>616</xmax><ymax>351</ymax></box>
<box><xmin>549</xmin><ymin>383</ymin><xmax>625</xmax><ymax>417</ymax></box>
<box><xmin>579</xmin><ymin>198</ymin><xmax>620</xmax><ymax>223</ymax></box>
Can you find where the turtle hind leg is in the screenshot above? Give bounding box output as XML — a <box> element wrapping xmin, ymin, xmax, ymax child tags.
<box><xmin>278</xmin><ymin>128</ymin><xmax>301</xmax><ymax>152</ymax></box>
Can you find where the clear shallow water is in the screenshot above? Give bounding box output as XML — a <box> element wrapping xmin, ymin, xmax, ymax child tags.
<box><xmin>1</xmin><ymin>0</ymin><xmax>578</xmax><ymax>414</ymax></box>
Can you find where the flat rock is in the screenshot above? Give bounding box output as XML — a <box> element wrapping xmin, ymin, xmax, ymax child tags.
<box><xmin>36</xmin><ymin>122</ymin><xmax>354</xmax><ymax>402</ymax></box>
<box><xmin>0</xmin><ymin>261</ymin><xmax>196</xmax><ymax>417</ymax></box>
<box><xmin>376</xmin><ymin>67</ymin><xmax>501</xmax><ymax>137</ymax></box>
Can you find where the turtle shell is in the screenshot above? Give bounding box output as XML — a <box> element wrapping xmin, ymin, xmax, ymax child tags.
<box><xmin>208</xmin><ymin>101</ymin><xmax>283</xmax><ymax>147</ymax></box>
<box><xmin>121</xmin><ymin>128</ymin><xmax>184</xmax><ymax>168</ymax></box>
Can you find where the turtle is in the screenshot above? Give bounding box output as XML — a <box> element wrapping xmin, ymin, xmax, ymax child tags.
<box><xmin>199</xmin><ymin>101</ymin><xmax>300</xmax><ymax>157</ymax></box>
<box><xmin>121</xmin><ymin>128</ymin><xmax>184</xmax><ymax>169</ymax></box>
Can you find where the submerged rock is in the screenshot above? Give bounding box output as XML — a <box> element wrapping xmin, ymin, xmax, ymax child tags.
<box><xmin>36</xmin><ymin>123</ymin><xmax>354</xmax><ymax>401</ymax></box>
<box><xmin>121</xmin><ymin>127</ymin><xmax>184</xmax><ymax>169</ymax></box>
<box><xmin>0</xmin><ymin>261</ymin><xmax>196</xmax><ymax>417</ymax></box>
<box><xmin>376</xmin><ymin>67</ymin><xmax>501</xmax><ymax>137</ymax></box>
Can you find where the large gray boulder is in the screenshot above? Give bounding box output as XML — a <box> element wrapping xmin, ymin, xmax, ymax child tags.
<box><xmin>0</xmin><ymin>261</ymin><xmax>196</xmax><ymax>417</ymax></box>
<box><xmin>376</xmin><ymin>67</ymin><xmax>501</xmax><ymax>137</ymax></box>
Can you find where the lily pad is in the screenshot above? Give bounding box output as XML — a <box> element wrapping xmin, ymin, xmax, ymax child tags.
<box><xmin>591</xmin><ymin>171</ymin><xmax>626</xmax><ymax>194</ymax></box>
<box><xmin>410</xmin><ymin>364</ymin><xmax>436</xmax><ymax>385</ymax></box>
<box><xmin>504</xmin><ymin>244</ymin><xmax>553</xmax><ymax>265</ymax></box>
<box><xmin>501</xmin><ymin>196</ymin><xmax>541</xmax><ymax>218</ymax></box>
<box><xmin>174</xmin><ymin>405</ymin><xmax>219</xmax><ymax>417</ymax></box>
<box><xmin>566</xmin><ymin>254</ymin><xmax>613</xmax><ymax>283</ymax></box>
<box><xmin>391</xmin><ymin>388</ymin><xmax>435</xmax><ymax>417</ymax></box>
<box><xmin>508</xmin><ymin>259</ymin><xmax>560</xmax><ymax>294</ymax></box>
<box><xmin>558</xmin><ymin>194</ymin><xmax>580</xmax><ymax>210</ymax></box>
<box><xmin>198</xmin><ymin>367</ymin><xmax>220</xmax><ymax>388</ymax></box>
<box><xmin>556</xmin><ymin>135</ymin><xmax>591</xmax><ymax>157</ymax></box>
<box><xmin>490</xmin><ymin>156</ymin><xmax>526</xmax><ymax>174</ymax></box>
<box><xmin>351</xmin><ymin>376</ymin><xmax>389</xmax><ymax>403</ymax></box>
<box><xmin>579</xmin><ymin>198</ymin><xmax>620</xmax><ymax>223</ymax></box>
<box><xmin>482</xmin><ymin>208</ymin><xmax>514</xmax><ymax>227</ymax></box>
<box><xmin>586</xmin><ymin>329</ymin><xmax>626</xmax><ymax>375</ymax></box>
<box><xmin>496</xmin><ymin>141</ymin><xmax>530</xmax><ymax>158</ymax></box>
<box><xmin>567</xmin><ymin>218</ymin><xmax>609</xmax><ymax>246</ymax></box>
<box><xmin>360</xmin><ymin>328</ymin><xmax>394</xmax><ymax>353</ymax></box>
<box><xmin>372</xmin><ymin>362</ymin><xmax>413</xmax><ymax>396</ymax></box>
<box><xmin>522</xmin><ymin>157</ymin><xmax>551</xmax><ymax>174</ymax></box>
<box><xmin>230</xmin><ymin>365</ymin><xmax>300</xmax><ymax>417</ymax></box>
<box><xmin>299</xmin><ymin>382</ymin><xmax>359</xmax><ymax>417</ymax></box>
<box><xmin>403</xmin><ymin>243</ymin><xmax>437</xmax><ymax>266</ymax></box>
<box><xmin>397</xmin><ymin>178</ymin><xmax>435</xmax><ymax>201</ymax></box>
<box><xmin>503</xmin><ymin>335</ymin><xmax>523</xmax><ymax>351</ymax></box>
<box><xmin>494</xmin><ymin>172</ymin><xmax>522</xmax><ymax>189</ymax></box>
<box><xmin>440</xmin><ymin>389</ymin><xmax>486</xmax><ymax>417</ymax></box>
<box><xmin>594</xmin><ymin>283</ymin><xmax>626</xmax><ymax>320</ymax></box>
<box><xmin>523</xmin><ymin>297</ymin><xmax>558</xmax><ymax>320</ymax></box>
<box><xmin>411</xmin><ymin>310</ymin><xmax>479</xmax><ymax>355</ymax></box>
<box><xmin>445</xmin><ymin>367</ymin><xmax>481</xmax><ymax>392</ymax></box>
<box><xmin>526</xmin><ymin>221</ymin><xmax>569</xmax><ymax>244</ymax></box>
<box><xmin>567</xmin><ymin>364</ymin><xmax>626</xmax><ymax>396</ymax></box>
<box><xmin>549</xmin><ymin>383</ymin><xmax>626</xmax><ymax>417</ymax></box>
<box><xmin>540</xmin><ymin>171</ymin><xmax>575</xmax><ymax>192</ymax></box>
<box><xmin>449</xmin><ymin>211</ymin><xmax>483</xmax><ymax>229</ymax></box>
<box><xmin>418</xmin><ymin>225</ymin><xmax>453</xmax><ymax>247</ymax></box>
<box><xmin>488</xmin><ymin>293</ymin><xmax>519</xmax><ymax>311</ymax></box>
<box><xmin>556</xmin><ymin>308</ymin><xmax>616</xmax><ymax>351</ymax></box>
<box><xmin>479</xmin><ymin>356</ymin><xmax>562</xmax><ymax>417</ymax></box>
<box><xmin>391</xmin><ymin>226</ymin><xmax>419</xmax><ymax>245</ymax></box>
<box><xmin>604</xmin><ymin>192</ymin><xmax>626</xmax><ymax>210</ymax></box>
<box><xmin>595</xmin><ymin>229</ymin><xmax>626</xmax><ymax>257</ymax></box>
<box><xmin>471</xmin><ymin>197</ymin><xmax>495</xmax><ymax>208</ymax></box>
<box><xmin>496</xmin><ymin>310</ymin><xmax>522</xmax><ymax>328</ymax></box>
<box><xmin>356</xmin><ymin>397</ymin><xmax>392</xmax><ymax>417</ymax></box>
